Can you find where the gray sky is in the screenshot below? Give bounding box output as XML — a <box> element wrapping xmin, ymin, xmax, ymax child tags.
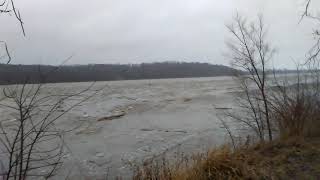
<box><xmin>0</xmin><ymin>0</ymin><xmax>319</xmax><ymax>68</ymax></box>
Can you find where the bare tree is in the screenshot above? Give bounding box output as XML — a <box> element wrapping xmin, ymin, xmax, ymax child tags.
<box><xmin>0</xmin><ymin>74</ymin><xmax>102</xmax><ymax>179</ymax></box>
<box><xmin>0</xmin><ymin>2</ymin><xmax>107</xmax><ymax>179</ymax></box>
<box><xmin>225</xmin><ymin>14</ymin><xmax>275</xmax><ymax>141</ymax></box>
<box><xmin>301</xmin><ymin>0</ymin><xmax>320</xmax><ymax>63</ymax></box>
<box><xmin>0</xmin><ymin>0</ymin><xmax>24</xmax><ymax>64</ymax></box>
<box><xmin>0</xmin><ymin>0</ymin><xmax>25</xmax><ymax>35</ymax></box>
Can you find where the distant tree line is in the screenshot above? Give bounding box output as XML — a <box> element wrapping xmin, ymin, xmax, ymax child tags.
<box><xmin>0</xmin><ymin>62</ymin><xmax>239</xmax><ymax>84</ymax></box>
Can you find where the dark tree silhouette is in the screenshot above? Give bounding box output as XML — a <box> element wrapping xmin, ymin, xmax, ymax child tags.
<box><xmin>0</xmin><ymin>62</ymin><xmax>238</xmax><ymax>85</ymax></box>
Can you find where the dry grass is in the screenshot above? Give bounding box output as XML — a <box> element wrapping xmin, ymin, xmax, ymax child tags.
<box><xmin>133</xmin><ymin>137</ymin><xmax>320</xmax><ymax>180</ymax></box>
<box><xmin>270</xmin><ymin>85</ymin><xmax>320</xmax><ymax>138</ymax></box>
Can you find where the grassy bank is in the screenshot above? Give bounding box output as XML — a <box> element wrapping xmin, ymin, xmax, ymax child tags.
<box><xmin>133</xmin><ymin>137</ymin><xmax>320</xmax><ymax>179</ymax></box>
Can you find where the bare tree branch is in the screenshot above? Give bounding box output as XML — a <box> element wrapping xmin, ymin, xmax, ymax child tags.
<box><xmin>226</xmin><ymin>14</ymin><xmax>275</xmax><ymax>141</ymax></box>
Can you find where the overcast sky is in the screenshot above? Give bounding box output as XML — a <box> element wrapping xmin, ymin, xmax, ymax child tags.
<box><xmin>0</xmin><ymin>0</ymin><xmax>319</xmax><ymax>68</ymax></box>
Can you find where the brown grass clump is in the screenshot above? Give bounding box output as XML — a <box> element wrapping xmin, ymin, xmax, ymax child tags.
<box><xmin>133</xmin><ymin>137</ymin><xmax>320</xmax><ymax>180</ymax></box>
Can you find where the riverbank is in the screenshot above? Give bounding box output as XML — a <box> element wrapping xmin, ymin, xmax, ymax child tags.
<box><xmin>133</xmin><ymin>137</ymin><xmax>320</xmax><ymax>179</ymax></box>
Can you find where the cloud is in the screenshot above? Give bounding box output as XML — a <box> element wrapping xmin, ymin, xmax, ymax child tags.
<box><xmin>0</xmin><ymin>0</ymin><xmax>318</xmax><ymax>68</ymax></box>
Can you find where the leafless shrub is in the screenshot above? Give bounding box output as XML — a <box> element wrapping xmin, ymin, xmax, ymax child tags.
<box><xmin>225</xmin><ymin>13</ymin><xmax>320</xmax><ymax>142</ymax></box>
<box><xmin>301</xmin><ymin>0</ymin><xmax>320</xmax><ymax>63</ymax></box>
<box><xmin>222</xmin><ymin>5</ymin><xmax>320</xmax><ymax>144</ymax></box>
<box><xmin>225</xmin><ymin>14</ymin><xmax>275</xmax><ymax>142</ymax></box>
<box><xmin>267</xmin><ymin>0</ymin><xmax>320</xmax><ymax>138</ymax></box>
<box><xmin>269</xmin><ymin>70</ymin><xmax>320</xmax><ymax>138</ymax></box>
<box><xmin>0</xmin><ymin>72</ymin><xmax>102</xmax><ymax>179</ymax></box>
